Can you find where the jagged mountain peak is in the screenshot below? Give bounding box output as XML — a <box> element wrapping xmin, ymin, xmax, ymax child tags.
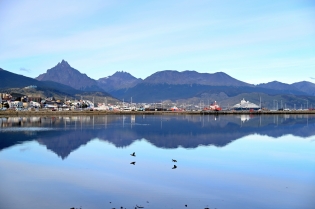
<box><xmin>48</xmin><ymin>59</ymin><xmax>74</xmax><ymax>73</ymax></box>
<box><xmin>99</xmin><ymin>71</ymin><xmax>139</xmax><ymax>81</ymax></box>
<box><xmin>56</xmin><ymin>59</ymin><xmax>70</xmax><ymax>67</ymax></box>
<box><xmin>35</xmin><ymin>60</ymin><xmax>103</xmax><ymax>92</ymax></box>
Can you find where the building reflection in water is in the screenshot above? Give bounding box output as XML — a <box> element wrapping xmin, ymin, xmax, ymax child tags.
<box><xmin>0</xmin><ymin>114</ymin><xmax>315</xmax><ymax>159</ymax></box>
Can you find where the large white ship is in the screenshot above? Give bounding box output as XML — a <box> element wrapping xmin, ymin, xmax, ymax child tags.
<box><xmin>232</xmin><ymin>98</ymin><xmax>260</xmax><ymax>110</ymax></box>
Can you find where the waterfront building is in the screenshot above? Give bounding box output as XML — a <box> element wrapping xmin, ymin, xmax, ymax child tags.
<box><xmin>24</xmin><ymin>85</ymin><xmax>37</xmax><ymax>89</ymax></box>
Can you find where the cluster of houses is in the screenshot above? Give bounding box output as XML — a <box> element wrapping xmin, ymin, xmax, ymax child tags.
<box><xmin>1</xmin><ymin>89</ymin><xmax>263</xmax><ymax>112</ymax></box>
<box><xmin>0</xmin><ymin>93</ymin><xmax>96</xmax><ymax>111</ymax></box>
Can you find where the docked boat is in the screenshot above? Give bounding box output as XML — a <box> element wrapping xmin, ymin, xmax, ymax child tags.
<box><xmin>203</xmin><ymin>101</ymin><xmax>222</xmax><ymax>111</ymax></box>
<box><xmin>232</xmin><ymin>98</ymin><xmax>260</xmax><ymax>111</ymax></box>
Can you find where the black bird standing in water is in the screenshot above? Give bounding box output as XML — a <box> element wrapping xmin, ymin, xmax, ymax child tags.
<box><xmin>130</xmin><ymin>161</ymin><xmax>136</xmax><ymax>165</ymax></box>
<box><xmin>172</xmin><ymin>165</ymin><xmax>177</xmax><ymax>169</ymax></box>
<box><xmin>172</xmin><ymin>159</ymin><xmax>177</xmax><ymax>162</ymax></box>
<box><xmin>130</xmin><ymin>152</ymin><xmax>136</xmax><ymax>157</ymax></box>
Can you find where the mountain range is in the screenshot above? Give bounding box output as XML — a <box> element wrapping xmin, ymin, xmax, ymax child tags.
<box><xmin>0</xmin><ymin>66</ymin><xmax>79</xmax><ymax>95</ymax></box>
<box><xmin>1</xmin><ymin>60</ymin><xmax>315</xmax><ymax>108</ymax></box>
<box><xmin>0</xmin><ymin>65</ymin><xmax>117</xmax><ymax>103</ymax></box>
<box><xmin>257</xmin><ymin>81</ymin><xmax>315</xmax><ymax>96</ymax></box>
<box><xmin>143</xmin><ymin>70</ymin><xmax>252</xmax><ymax>86</ymax></box>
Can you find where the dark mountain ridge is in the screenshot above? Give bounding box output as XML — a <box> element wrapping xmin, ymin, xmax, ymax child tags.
<box><xmin>0</xmin><ymin>68</ymin><xmax>116</xmax><ymax>101</ymax></box>
<box><xmin>291</xmin><ymin>81</ymin><xmax>315</xmax><ymax>96</ymax></box>
<box><xmin>0</xmin><ymin>67</ymin><xmax>80</xmax><ymax>95</ymax></box>
<box><xmin>97</xmin><ymin>71</ymin><xmax>142</xmax><ymax>92</ymax></box>
<box><xmin>3</xmin><ymin>60</ymin><xmax>315</xmax><ymax>104</ymax></box>
<box><xmin>143</xmin><ymin>70</ymin><xmax>252</xmax><ymax>86</ymax></box>
<box><xmin>257</xmin><ymin>81</ymin><xmax>299</xmax><ymax>91</ymax></box>
<box><xmin>36</xmin><ymin>60</ymin><xmax>103</xmax><ymax>92</ymax></box>
<box><xmin>256</xmin><ymin>80</ymin><xmax>315</xmax><ymax>97</ymax></box>
<box><xmin>107</xmin><ymin>70</ymin><xmax>315</xmax><ymax>103</ymax></box>
<box><xmin>110</xmin><ymin>82</ymin><xmax>309</xmax><ymax>103</ymax></box>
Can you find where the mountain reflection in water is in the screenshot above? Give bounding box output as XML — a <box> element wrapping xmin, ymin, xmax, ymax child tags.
<box><xmin>0</xmin><ymin>114</ymin><xmax>314</xmax><ymax>159</ymax></box>
<box><xmin>1</xmin><ymin>114</ymin><xmax>315</xmax><ymax>209</ymax></box>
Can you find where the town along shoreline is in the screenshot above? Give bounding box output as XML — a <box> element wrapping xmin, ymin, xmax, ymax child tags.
<box><xmin>1</xmin><ymin>110</ymin><xmax>315</xmax><ymax>117</ymax></box>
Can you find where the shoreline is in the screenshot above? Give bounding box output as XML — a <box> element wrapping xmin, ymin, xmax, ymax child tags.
<box><xmin>1</xmin><ymin>110</ymin><xmax>315</xmax><ymax>117</ymax></box>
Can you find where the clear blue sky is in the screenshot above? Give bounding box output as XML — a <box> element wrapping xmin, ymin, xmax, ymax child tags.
<box><xmin>0</xmin><ymin>0</ymin><xmax>314</xmax><ymax>84</ymax></box>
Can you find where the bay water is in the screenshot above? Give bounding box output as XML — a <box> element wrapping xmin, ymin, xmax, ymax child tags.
<box><xmin>0</xmin><ymin>115</ymin><xmax>314</xmax><ymax>209</ymax></box>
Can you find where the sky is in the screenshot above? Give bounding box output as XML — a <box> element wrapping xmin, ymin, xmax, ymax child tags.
<box><xmin>0</xmin><ymin>0</ymin><xmax>315</xmax><ymax>84</ymax></box>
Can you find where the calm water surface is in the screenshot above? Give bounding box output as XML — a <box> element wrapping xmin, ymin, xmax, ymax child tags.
<box><xmin>0</xmin><ymin>115</ymin><xmax>314</xmax><ymax>209</ymax></box>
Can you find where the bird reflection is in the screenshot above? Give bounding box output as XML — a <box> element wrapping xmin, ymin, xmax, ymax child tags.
<box><xmin>172</xmin><ymin>165</ymin><xmax>177</xmax><ymax>169</ymax></box>
<box><xmin>130</xmin><ymin>152</ymin><xmax>136</xmax><ymax>157</ymax></box>
<box><xmin>130</xmin><ymin>161</ymin><xmax>136</xmax><ymax>165</ymax></box>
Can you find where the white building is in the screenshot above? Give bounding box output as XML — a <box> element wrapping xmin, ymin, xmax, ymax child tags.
<box><xmin>30</xmin><ymin>101</ymin><xmax>41</xmax><ymax>108</ymax></box>
<box><xmin>24</xmin><ymin>85</ymin><xmax>37</xmax><ymax>89</ymax></box>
